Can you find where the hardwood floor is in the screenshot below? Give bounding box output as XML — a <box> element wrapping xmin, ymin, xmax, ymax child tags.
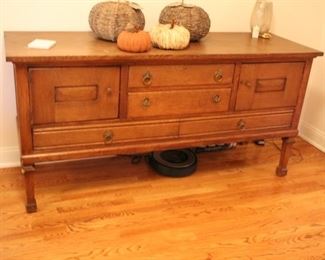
<box><xmin>0</xmin><ymin>138</ymin><xmax>325</xmax><ymax>260</ymax></box>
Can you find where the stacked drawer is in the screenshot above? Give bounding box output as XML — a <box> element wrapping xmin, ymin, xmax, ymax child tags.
<box><xmin>127</xmin><ymin>64</ymin><xmax>235</xmax><ymax>118</ymax></box>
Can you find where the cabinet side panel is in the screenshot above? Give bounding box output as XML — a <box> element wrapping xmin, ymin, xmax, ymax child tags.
<box><xmin>13</xmin><ymin>64</ymin><xmax>33</xmax><ymax>156</ymax></box>
<box><xmin>292</xmin><ymin>59</ymin><xmax>313</xmax><ymax>129</ymax></box>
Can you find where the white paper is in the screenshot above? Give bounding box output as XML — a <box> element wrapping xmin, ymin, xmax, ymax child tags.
<box><xmin>27</xmin><ymin>39</ymin><xmax>56</xmax><ymax>49</ymax></box>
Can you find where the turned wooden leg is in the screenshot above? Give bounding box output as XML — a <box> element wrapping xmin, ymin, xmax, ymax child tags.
<box><xmin>276</xmin><ymin>137</ymin><xmax>295</xmax><ymax>177</ymax></box>
<box><xmin>22</xmin><ymin>165</ymin><xmax>37</xmax><ymax>213</ymax></box>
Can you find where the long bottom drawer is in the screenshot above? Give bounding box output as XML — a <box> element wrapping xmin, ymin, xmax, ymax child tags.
<box><xmin>33</xmin><ymin>112</ymin><xmax>293</xmax><ymax>150</ymax></box>
<box><xmin>179</xmin><ymin>112</ymin><xmax>293</xmax><ymax>136</ymax></box>
<box><xmin>33</xmin><ymin>121</ymin><xmax>179</xmax><ymax>149</ymax></box>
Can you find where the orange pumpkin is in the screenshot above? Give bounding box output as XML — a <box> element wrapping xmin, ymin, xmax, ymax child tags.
<box><xmin>117</xmin><ymin>25</ymin><xmax>152</xmax><ymax>53</ymax></box>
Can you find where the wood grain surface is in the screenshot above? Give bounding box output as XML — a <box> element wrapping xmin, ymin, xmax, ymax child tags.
<box><xmin>1</xmin><ymin>138</ymin><xmax>324</xmax><ymax>260</ymax></box>
<box><xmin>5</xmin><ymin>32</ymin><xmax>322</xmax><ymax>64</ymax></box>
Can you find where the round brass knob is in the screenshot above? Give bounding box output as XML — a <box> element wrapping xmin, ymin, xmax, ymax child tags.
<box><xmin>240</xmin><ymin>80</ymin><xmax>252</xmax><ymax>88</ymax></box>
<box><xmin>245</xmin><ymin>81</ymin><xmax>252</xmax><ymax>87</ymax></box>
<box><xmin>237</xmin><ymin>120</ymin><xmax>246</xmax><ymax>130</ymax></box>
<box><xmin>212</xmin><ymin>95</ymin><xmax>221</xmax><ymax>104</ymax></box>
<box><xmin>244</xmin><ymin>80</ymin><xmax>252</xmax><ymax>88</ymax></box>
<box><xmin>103</xmin><ymin>130</ymin><xmax>113</xmax><ymax>143</ymax></box>
<box><xmin>214</xmin><ymin>70</ymin><xmax>223</xmax><ymax>82</ymax></box>
<box><xmin>142</xmin><ymin>97</ymin><xmax>151</xmax><ymax>108</ymax></box>
<box><xmin>142</xmin><ymin>71</ymin><xmax>152</xmax><ymax>86</ymax></box>
<box><xmin>106</xmin><ymin>87</ymin><xmax>112</xmax><ymax>95</ymax></box>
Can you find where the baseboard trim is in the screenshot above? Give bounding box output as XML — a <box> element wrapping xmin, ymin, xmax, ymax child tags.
<box><xmin>0</xmin><ymin>146</ymin><xmax>20</xmax><ymax>168</ymax></box>
<box><xmin>299</xmin><ymin>121</ymin><xmax>325</xmax><ymax>153</ymax></box>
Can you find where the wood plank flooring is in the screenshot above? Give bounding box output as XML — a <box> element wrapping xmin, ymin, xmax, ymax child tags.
<box><xmin>0</xmin><ymin>138</ymin><xmax>325</xmax><ymax>260</ymax></box>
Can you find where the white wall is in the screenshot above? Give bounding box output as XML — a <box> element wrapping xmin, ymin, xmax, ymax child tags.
<box><xmin>0</xmin><ymin>0</ymin><xmax>324</xmax><ymax>167</ymax></box>
<box><xmin>272</xmin><ymin>0</ymin><xmax>325</xmax><ymax>152</ymax></box>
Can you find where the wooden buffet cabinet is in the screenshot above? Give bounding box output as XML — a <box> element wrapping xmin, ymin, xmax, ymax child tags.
<box><xmin>5</xmin><ymin>32</ymin><xmax>322</xmax><ymax>213</ymax></box>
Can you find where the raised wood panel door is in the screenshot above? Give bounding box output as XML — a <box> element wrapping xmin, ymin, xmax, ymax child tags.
<box><xmin>235</xmin><ymin>63</ymin><xmax>305</xmax><ymax>111</ymax></box>
<box><xmin>29</xmin><ymin>67</ymin><xmax>120</xmax><ymax>124</ymax></box>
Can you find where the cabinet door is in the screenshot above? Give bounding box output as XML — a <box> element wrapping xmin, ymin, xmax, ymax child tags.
<box><xmin>235</xmin><ymin>63</ymin><xmax>304</xmax><ymax>111</ymax></box>
<box><xmin>29</xmin><ymin>67</ymin><xmax>120</xmax><ymax>124</ymax></box>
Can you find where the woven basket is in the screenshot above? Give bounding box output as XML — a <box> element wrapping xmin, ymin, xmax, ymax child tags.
<box><xmin>159</xmin><ymin>2</ymin><xmax>210</xmax><ymax>42</ymax></box>
<box><xmin>89</xmin><ymin>1</ymin><xmax>145</xmax><ymax>42</ymax></box>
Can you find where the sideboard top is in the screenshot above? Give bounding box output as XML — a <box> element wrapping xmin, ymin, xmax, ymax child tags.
<box><xmin>5</xmin><ymin>32</ymin><xmax>323</xmax><ymax>63</ymax></box>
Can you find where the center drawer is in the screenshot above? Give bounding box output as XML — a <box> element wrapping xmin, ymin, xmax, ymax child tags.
<box><xmin>127</xmin><ymin>88</ymin><xmax>231</xmax><ymax>118</ymax></box>
<box><xmin>129</xmin><ymin>64</ymin><xmax>235</xmax><ymax>88</ymax></box>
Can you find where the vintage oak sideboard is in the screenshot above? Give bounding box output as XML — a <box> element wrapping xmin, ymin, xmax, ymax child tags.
<box><xmin>5</xmin><ymin>32</ymin><xmax>322</xmax><ymax>213</ymax></box>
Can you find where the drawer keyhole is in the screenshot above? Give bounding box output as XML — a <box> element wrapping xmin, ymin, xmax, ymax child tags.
<box><xmin>143</xmin><ymin>71</ymin><xmax>153</xmax><ymax>86</ymax></box>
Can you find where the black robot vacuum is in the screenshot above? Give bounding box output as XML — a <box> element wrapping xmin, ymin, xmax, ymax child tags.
<box><xmin>148</xmin><ymin>149</ymin><xmax>197</xmax><ymax>178</ymax></box>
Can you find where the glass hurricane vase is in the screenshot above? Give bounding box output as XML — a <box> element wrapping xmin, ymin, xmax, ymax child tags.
<box><xmin>250</xmin><ymin>0</ymin><xmax>273</xmax><ymax>38</ymax></box>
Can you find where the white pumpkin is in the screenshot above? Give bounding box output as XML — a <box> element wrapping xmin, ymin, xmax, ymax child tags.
<box><xmin>150</xmin><ymin>21</ymin><xmax>190</xmax><ymax>50</ymax></box>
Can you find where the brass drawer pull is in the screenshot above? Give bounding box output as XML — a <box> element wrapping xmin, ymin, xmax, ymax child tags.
<box><xmin>237</xmin><ymin>120</ymin><xmax>246</xmax><ymax>130</ymax></box>
<box><xmin>103</xmin><ymin>130</ymin><xmax>113</xmax><ymax>143</ymax></box>
<box><xmin>142</xmin><ymin>97</ymin><xmax>151</xmax><ymax>108</ymax></box>
<box><xmin>143</xmin><ymin>71</ymin><xmax>153</xmax><ymax>86</ymax></box>
<box><xmin>212</xmin><ymin>95</ymin><xmax>221</xmax><ymax>104</ymax></box>
<box><xmin>214</xmin><ymin>70</ymin><xmax>223</xmax><ymax>82</ymax></box>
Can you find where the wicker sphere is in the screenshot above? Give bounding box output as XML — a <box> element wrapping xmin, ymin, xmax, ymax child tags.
<box><xmin>159</xmin><ymin>3</ymin><xmax>210</xmax><ymax>42</ymax></box>
<box><xmin>89</xmin><ymin>1</ymin><xmax>145</xmax><ymax>42</ymax></box>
